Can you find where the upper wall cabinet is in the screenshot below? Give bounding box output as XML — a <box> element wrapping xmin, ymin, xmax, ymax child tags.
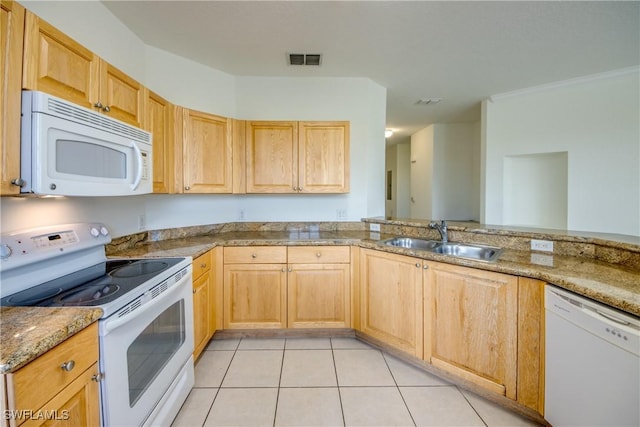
<box><xmin>1</xmin><ymin>0</ymin><xmax>25</xmax><ymax>196</ymax></box>
<box><xmin>182</xmin><ymin>108</ymin><xmax>233</xmax><ymax>193</ymax></box>
<box><xmin>22</xmin><ymin>12</ymin><xmax>146</xmax><ymax>128</ymax></box>
<box><xmin>299</xmin><ymin>121</ymin><xmax>350</xmax><ymax>193</ymax></box>
<box><xmin>145</xmin><ymin>90</ymin><xmax>175</xmax><ymax>193</ymax></box>
<box><xmin>245</xmin><ymin>121</ymin><xmax>350</xmax><ymax>194</ymax></box>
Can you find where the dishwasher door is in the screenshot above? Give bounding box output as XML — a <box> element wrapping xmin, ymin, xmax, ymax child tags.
<box><xmin>545</xmin><ymin>286</ymin><xmax>640</xmax><ymax>427</ymax></box>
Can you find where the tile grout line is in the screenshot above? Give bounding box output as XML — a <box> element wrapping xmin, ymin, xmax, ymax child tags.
<box><xmin>271</xmin><ymin>338</ymin><xmax>287</xmax><ymax>427</ymax></box>
<box><xmin>381</xmin><ymin>352</ymin><xmax>418</xmax><ymax>427</ymax></box>
<box><xmin>330</xmin><ymin>338</ymin><xmax>348</xmax><ymax>427</ymax></box>
<box><xmin>458</xmin><ymin>387</ymin><xmax>490</xmax><ymax>427</ymax></box>
<box><xmin>199</xmin><ymin>338</ymin><xmax>241</xmax><ymax>426</ymax></box>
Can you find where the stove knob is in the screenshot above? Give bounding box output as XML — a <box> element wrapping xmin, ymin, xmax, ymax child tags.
<box><xmin>100</xmin><ymin>226</ymin><xmax>109</xmax><ymax>236</ymax></box>
<box><xmin>90</xmin><ymin>227</ymin><xmax>100</xmax><ymax>238</ymax></box>
<box><xmin>0</xmin><ymin>244</ymin><xmax>12</xmax><ymax>260</ymax></box>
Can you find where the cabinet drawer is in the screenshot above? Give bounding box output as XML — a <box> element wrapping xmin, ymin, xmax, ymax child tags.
<box><xmin>288</xmin><ymin>246</ymin><xmax>350</xmax><ymax>263</ymax></box>
<box><xmin>8</xmin><ymin>323</ymin><xmax>98</xmax><ymax>414</ymax></box>
<box><xmin>193</xmin><ymin>251</ymin><xmax>212</xmax><ymax>279</ymax></box>
<box><xmin>224</xmin><ymin>246</ymin><xmax>287</xmax><ymax>264</ymax></box>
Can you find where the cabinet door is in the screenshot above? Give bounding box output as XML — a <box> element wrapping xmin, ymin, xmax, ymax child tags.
<box><xmin>223</xmin><ymin>264</ymin><xmax>287</xmax><ymax>329</ymax></box>
<box><xmin>99</xmin><ymin>61</ymin><xmax>145</xmax><ymax>128</ymax></box>
<box><xmin>20</xmin><ymin>364</ymin><xmax>100</xmax><ymax>427</ymax></box>
<box><xmin>193</xmin><ymin>272</ymin><xmax>211</xmax><ymax>359</ymax></box>
<box><xmin>246</xmin><ymin>121</ymin><xmax>298</xmax><ymax>193</ymax></box>
<box><xmin>1</xmin><ymin>0</ymin><xmax>24</xmax><ymax>195</ymax></box>
<box><xmin>359</xmin><ymin>249</ymin><xmax>423</xmax><ymax>357</ymax></box>
<box><xmin>22</xmin><ymin>11</ymin><xmax>100</xmax><ymax>110</ymax></box>
<box><xmin>288</xmin><ymin>263</ymin><xmax>350</xmax><ymax>328</ymax></box>
<box><xmin>424</xmin><ymin>262</ymin><xmax>518</xmax><ymax>398</ymax></box>
<box><xmin>298</xmin><ymin>121</ymin><xmax>350</xmax><ymax>193</ymax></box>
<box><xmin>146</xmin><ymin>90</ymin><xmax>174</xmax><ymax>193</ymax></box>
<box><xmin>183</xmin><ymin>109</ymin><xmax>232</xmax><ymax>193</ymax></box>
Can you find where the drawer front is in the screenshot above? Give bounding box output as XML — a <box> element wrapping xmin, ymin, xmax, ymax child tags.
<box><xmin>8</xmin><ymin>323</ymin><xmax>98</xmax><ymax>413</ymax></box>
<box><xmin>224</xmin><ymin>246</ymin><xmax>287</xmax><ymax>264</ymax></box>
<box><xmin>193</xmin><ymin>251</ymin><xmax>212</xmax><ymax>279</ymax></box>
<box><xmin>288</xmin><ymin>246</ymin><xmax>350</xmax><ymax>264</ymax></box>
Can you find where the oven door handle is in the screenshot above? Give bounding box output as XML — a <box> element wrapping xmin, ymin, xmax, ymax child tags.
<box><xmin>131</xmin><ymin>141</ymin><xmax>143</xmax><ymax>191</ymax></box>
<box><xmin>102</xmin><ymin>274</ymin><xmax>191</xmax><ymax>335</ymax></box>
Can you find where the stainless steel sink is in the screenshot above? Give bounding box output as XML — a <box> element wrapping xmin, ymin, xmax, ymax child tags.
<box><xmin>380</xmin><ymin>237</ymin><xmax>502</xmax><ymax>262</ymax></box>
<box><xmin>380</xmin><ymin>237</ymin><xmax>441</xmax><ymax>251</ymax></box>
<box><xmin>431</xmin><ymin>243</ymin><xmax>503</xmax><ymax>262</ymax></box>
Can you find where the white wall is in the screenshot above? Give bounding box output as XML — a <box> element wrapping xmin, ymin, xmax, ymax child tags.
<box><xmin>410</xmin><ymin>126</ymin><xmax>434</xmax><ymax>218</ymax></box>
<box><xmin>385</xmin><ymin>142</ymin><xmax>411</xmax><ymax>218</ymax></box>
<box><xmin>483</xmin><ymin>68</ymin><xmax>640</xmax><ymax>236</ymax></box>
<box><xmin>409</xmin><ymin>123</ymin><xmax>480</xmax><ymax>221</ymax></box>
<box><xmin>2</xmin><ymin>1</ymin><xmax>386</xmax><ymax>237</ymax></box>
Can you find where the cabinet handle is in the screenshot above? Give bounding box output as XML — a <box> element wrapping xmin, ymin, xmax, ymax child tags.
<box><xmin>193</xmin><ymin>289</ymin><xmax>196</xmax><ymax>294</ymax></box>
<box><xmin>298</xmin><ymin>187</ymin><xmax>303</xmax><ymax>192</ymax></box>
<box><xmin>251</xmin><ymin>253</ymin><xmax>257</xmax><ymax>259</ymax></box>
<box><xmin>94</xmin><ymin>102</ymin><xmax>103</xmax><ymax>109</ymax></box>
<box><xmin>423</xmin><ymin>265</ymin><xmax>429</xmax><ymax>270</ymax></box>
<box><xmin>184</xmin><ymin>186</ymin><xmax>191</xmax><ymax>191</ymax></box>
<box><xmin>415</xmin><ymin>263</ymin><xmax>421</xmax><ymax>268</ymax></box>
<box><xmin>316</xmin><ymin>252</ymin><xmax>321</xmax><ymax>258</ymax></box>
<box><xmin>200</xmin><ymin>263</ymin><xmax>207</xmax><ymax>268</ymax></box>
<box><xmin>281</xmin><ymin>267</ymin><xmax>286</xmax><ymax>272</ymax></box>
<box><xmin>288</xmin><ymin>267</ymin><xmax>292</xmax><ymax>272</ymax></box>
<box><xmin>11</xmin><ymin>178</ymin><xmax>25</xmax><ymax>187</ymax></box>
<box><xmin>60</xmin><ymin>360</ymin><xmax>75</xmax><ymax>372</ymax></box>
<box><xmin>91</xmin><ymin>373</ymin><xmax>103</xmax><ymax>382</ymax></box>
<box><xmin>102</xmin><ymin>105</ymin><xmax>111</xmax><ymax>113</ymax></box>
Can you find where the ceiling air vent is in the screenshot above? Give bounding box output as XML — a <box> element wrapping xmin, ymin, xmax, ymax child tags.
<box><xmin>288</xmin><ymin>53</ymin><xmax>322</xmax><ymax>66</ymax></box>
<box><xmin>414</xmin><ymin>98</ymin><xmax>442</xmax><ymax>106</ymax></box>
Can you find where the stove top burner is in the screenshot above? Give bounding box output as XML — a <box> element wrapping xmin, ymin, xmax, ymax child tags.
<box><xmin>109</xmin><ymin>261</ymin><xmax>169</xmax><ymax>278</ymax></box>
<box><xmin>55</xmin><ymin>283</ymin><xmax>121</xmax><ymax>305</ymax></box>
<box><xmin>3</xmin><ymin>286</ymin><xmax>65</xmax><ymax>306</ymax></box>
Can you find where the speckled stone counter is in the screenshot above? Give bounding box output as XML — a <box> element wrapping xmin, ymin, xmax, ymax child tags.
<box><xmin>0</xmin><ymin>307</ymin><xmax>102</xmax><ymax>373</ymax></box>
<box><xmin>108</xmin><ymin>223</ymin><xmax>640</xmax><ymax>317</ymax></box>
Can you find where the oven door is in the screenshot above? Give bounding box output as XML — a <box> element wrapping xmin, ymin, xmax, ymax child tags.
<box><xmin>99</xmin><ymin>273</ymin><xmax>194</xmax><ymax>427</ymax></box>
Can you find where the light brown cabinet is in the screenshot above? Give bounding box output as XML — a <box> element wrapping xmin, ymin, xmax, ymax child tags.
<box><xmin>1</xmin><ymin>0</ymin><xmax>24</xmax><ymax>196</ymax></box>
<box><xmin>22</xmin><ymin>11</ymin><xmax>145</xmax><ymax>128</ymax></box>
<box><xmin>223</xmin><ymin>246</ymin><xmax>352</xmax><ymax>329</ymax></box>
<box><xmin>359</xmin><ymin>249</ymin><xmax>424</xmax><ymax>357</ymax></box>
<box><xmin>193</xmin><ymin>250</ymin><xmax>216</xmax><ymax>359</ymax></box>
<box><xmin>245</xmin><ymin>121</ymin><xmax>349</xmax><ymax>194</ymax></box>
<box><xmin>145</xmin><ymin>90</ymin><xmax>175</xmax><ymax>193</ymax></box>
<box><xmin>424</xmin><ymin>261</ymin><xmax>518</xmax><ymax>399</ymax></box>
<box><xmin>181</xmin><ymin>109</ymin><xmax>233</xmax><ymax>193</ymax></box>
<box><xmin>223</xmin><ymin>246</ymin><xmax>288</xmax><ymax>329</ymax></box>
<box><xmin>287</xmin><ymin>246</ymin><xmax>351</xmax><ymax>328</ymax></box>
<box><xmin>2</xmin><ymin>323</ymin><xmax>101</xmax><ymax>427</ymax></box>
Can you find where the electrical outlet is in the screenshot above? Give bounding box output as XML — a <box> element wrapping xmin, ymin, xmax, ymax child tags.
<box><xmin>336</xmin><ymin>209</ymin><xmax>347</xmax><ymax>220</ymax></box>
<box><xmin>531</xmin><ymin>239</ymin><xmax>554</xmax><ymax>252</ymax></box>
<box><xmin>138</xmin><ymin>214</ymin><xmax>146</xmax><ymax>231</ymax></box>
<box><xmin>239</xmin><ymin>209</ymin><xmax>246</xmax><ymax>220</ymax></box>
<box><xmin>369</xmin><ymin>223</ymin><xmax>381</xmax><ymax>232</ymax></box>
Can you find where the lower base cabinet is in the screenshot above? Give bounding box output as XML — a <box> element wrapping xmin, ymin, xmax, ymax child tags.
<box><xmin>193</xmin><ymin>250</ymin><xmax>216</xmax><ymax>359</ymax></box>
<box><xmin>359</xmin><ymin>249</ymin><xmax>424</xmax><ymax>357</ymax></box>
<box><xmin>2</xmin><ymin>323</ymin><xmax>100</xmax><ymax>427</ymax></box>
<box><xmin>424</xmin><ymin>261</ymin><xmax>518</xmax><ymax>399</ymax></box>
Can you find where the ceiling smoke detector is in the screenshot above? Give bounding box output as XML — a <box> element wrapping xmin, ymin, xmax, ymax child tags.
<box><xmin>415</xmin><ymin>98</ymin><xmax>442</xmax><ymax>106</ymax></box>
<box><xmin>288</xmin><ymin>53</ymin><xmax>322</xmax><ymax>66</ymax></box>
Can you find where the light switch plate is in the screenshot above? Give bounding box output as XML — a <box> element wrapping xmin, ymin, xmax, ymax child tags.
<box><xmin>369</xmin><ymin>223</ymin><xmax>381</xmax><ymax>232</ymax></box>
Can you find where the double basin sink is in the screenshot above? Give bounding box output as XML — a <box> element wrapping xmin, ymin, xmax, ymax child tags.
<box><xmin>380</xmin><ymin>237</ymin><xmax>503</xmax><ymax>262</ymax></box>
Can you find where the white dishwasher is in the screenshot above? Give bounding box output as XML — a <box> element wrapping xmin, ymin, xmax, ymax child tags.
<box><xmin>545</xmin><ymin>285</ymin><xmax>640</xmax><ymax>427</ymax></box>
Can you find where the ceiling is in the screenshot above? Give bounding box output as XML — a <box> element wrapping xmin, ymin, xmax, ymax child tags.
<box><xmin>102</xmin><ymin>1</ymin><xmax>639</xmax><ymax>144</ymax></box>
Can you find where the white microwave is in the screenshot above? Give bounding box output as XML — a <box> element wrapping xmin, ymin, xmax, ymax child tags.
<box><xmin>20</xmin><ymin>90</ymin><xmax>152</xmax><ymax>197</ymax></box>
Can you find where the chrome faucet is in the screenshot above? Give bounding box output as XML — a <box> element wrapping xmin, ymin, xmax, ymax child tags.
<box><xmin>429</xmin><ymin>220</ymin><xmax>448</xmax><ymax>243</ymax></box>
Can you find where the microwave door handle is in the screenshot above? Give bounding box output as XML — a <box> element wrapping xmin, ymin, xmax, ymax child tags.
<box><xmin>131</xmin><ymin>141</ymin><xmax>143</xmax><ymax>190</ymax></box>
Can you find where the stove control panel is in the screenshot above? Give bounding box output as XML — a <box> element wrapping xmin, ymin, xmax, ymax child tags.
<box><xmin>0</xmin><ymin>223</ymin><xmax>111</xmax><ymax>271</ymax></box>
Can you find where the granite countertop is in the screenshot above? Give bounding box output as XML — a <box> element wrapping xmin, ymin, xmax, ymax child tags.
<box><xmin>112</xmin><ymin>230</ymin><xmax>640</xmax><ymax>317</ymax></box>
<box><xmin>0</xmin><ymin>307</ymin><xmax>102</xmax><ymax>374</ymax></box>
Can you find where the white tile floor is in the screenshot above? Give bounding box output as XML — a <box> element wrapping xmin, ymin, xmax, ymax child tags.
<box><xmin>172</xmin><ymin>337</ymin><xmax>541</xmax><ymax>427</ymax></box>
